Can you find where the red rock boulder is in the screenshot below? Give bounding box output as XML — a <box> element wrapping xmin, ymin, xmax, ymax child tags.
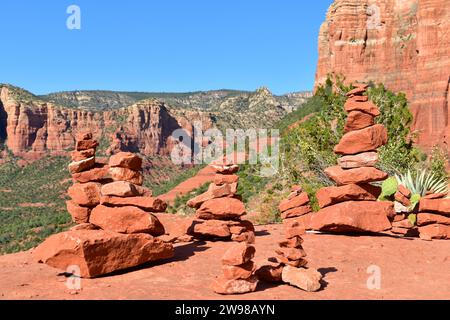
<box><xmin>325</xmin><ymin>166</ymin><xmax>388</xmax><ymax>185</ymax></box>
<box><xmin>419</xmin><ymin>199</ymin><xmax>450</xmax><ymax>215</ymax></box>
<box><xmin>90</xmin><ymin>205</ymin><xmax>165</xmax><ymax>236</ymax></box>
<box><xmin>67</xmin><ymin>182</ymin><xmax>101</xmax><ymax>207</ymax></box>
<box><xmin>316</xmin><ymin>184</ymin><xmax>381</xmax><ymax>208</ymax></box>
<box><xmin>196</xmin><ymin>198</ymin><xmax>246</xmax><ymax>220</ymax></box>
<box><xmin>100</xmin><ymin>196</ymin><xmax>167</xmax><ymax>212</ymax></box>
<box><xmin>344</xmin><ymin>111</ymin><xmax>375</xmax><ymax>132</ymax></box>
<box><xmin>109</xmin><ymin>152</ymin><xmax>143</xmax><ymax>170</ymax></box>
<box><xmin>33</xmin><ymin>230</ymin><xmax>173</xmax><ymax>278</ymax></box>
<box><xmin>334</xmin><ymin>124</ymin><xmax>388</xmax><ymax>155</ymax></box>
<box><xmin>311</xmin><ymin>201</ymin><xmax>394</xmax><ymax>233</ymax></box>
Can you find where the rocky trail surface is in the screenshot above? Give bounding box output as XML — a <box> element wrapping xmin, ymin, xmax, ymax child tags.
<box><xmin>0</xmin><ymin>214</ymin><xmax>449</xmax><ymax>300</ymax></box>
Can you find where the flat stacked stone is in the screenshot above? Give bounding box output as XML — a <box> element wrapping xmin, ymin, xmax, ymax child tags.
<box><xmin>417</xmin><ymin>195</ymin><xmax>450</xmax><ymax>240</ymax></box>
<box><xmin>186</xmin><ymin>158</ymin><xmax>255</xmax><ymax>243</ymax></box>
<box><xmin>311</xmin><ymin>84</ymin><xmax>395</xmax><ymax>233</ymax></box>
<box><xmin>34</xmin><ymin>135</ymin><xmax>173</xmax><ymax>278</ymax></box>
<box><xmin>213</xmin><ymin>242</ymin><xmax>259</xmax><ymax>295</ymax></box>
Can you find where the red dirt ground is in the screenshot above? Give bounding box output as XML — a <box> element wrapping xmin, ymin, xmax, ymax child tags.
<box><xmin>0</xmin><ymin>214</ymin><xmax>449</xmax><ymax>300</ymax></box>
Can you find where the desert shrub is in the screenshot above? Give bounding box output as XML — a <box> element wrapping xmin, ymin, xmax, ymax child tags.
<box><xmin>395</xmin><ymin>169</ymin><xmax>448</xmax><ymax>197</ymax></box>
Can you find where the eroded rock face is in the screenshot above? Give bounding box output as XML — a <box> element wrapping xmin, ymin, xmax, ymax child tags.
<box><xmin>315</xmin><ymin>0</ymin><xmax>450</xmax><ymax>153</ymax></box>
<box><xmin>0</xmin><ymin>87</ymin><xmax>213</xmax><ymax>159</ymax></box>
<box><xmin>33</xmin><ymin>230</ymin><xmax>174</xmax><ymax>278</ymax></box>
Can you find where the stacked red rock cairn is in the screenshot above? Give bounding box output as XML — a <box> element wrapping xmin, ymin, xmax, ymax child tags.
<box><xmin>311</xmin><ymin>83</ymin><xmax>395</xmax><ymax>233</ymax></box>
<box><xmin>391</xmin><ymin>185</ymin><xmax>418</xmax><ymax>237</ymax></box>
<box><xmin>213</xmin><ymin>242</ymin><xmax>259</xmax><ymax>295</ymax></box>
<box><xmin>255</xmin><ymin>186</ymin><xmax>322</xmax><ymax>292</ymax></box>
<box><xmin>417</xmin><ymin>194</ymin><xmax>450</xmax><ymax>240</ymax></box>
<box><xmin>186</xmin><ymin>158</ymin><xmax>255</xmax><ymax>243</ymax></box>
<box><xmin>33</xmin><ymin>133</ymin><xmax>174</xmax><ymax>278</ymax></box>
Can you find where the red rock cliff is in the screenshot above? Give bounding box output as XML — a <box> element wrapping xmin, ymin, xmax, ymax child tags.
<box><xmin>315</xmin><ymin>0</ymin><xmax>450</xmax><ymax>152</ymax></box>
<box><xmin>0</xmin><ymin>86</ymin><xmax>213</xmax><ymax>160</ymax></box>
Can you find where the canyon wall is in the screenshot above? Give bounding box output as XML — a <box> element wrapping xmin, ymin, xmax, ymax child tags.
<box><xmin>0</xmin><ymin>86</ymin><xmax>213</xmax><ymax>160</ymax></box>
<box><xmin>315</xmin><ymin>0</ymin><xmax>450</xmax><ymax>152</ymax></box>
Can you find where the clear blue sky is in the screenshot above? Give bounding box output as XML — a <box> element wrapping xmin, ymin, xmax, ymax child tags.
<box><xmin>0</xmin><ymin>0</ymin><xmax>333</xmax><ymax>95</ymax></box>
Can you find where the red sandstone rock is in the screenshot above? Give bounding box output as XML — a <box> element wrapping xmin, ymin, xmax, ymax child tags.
<box><xmin>334</xmin><ymin>124</ymin><xmax>388</xmax><ymax>155</ymax></box>
<box><xmin>419</xmin><ymin>224</ymin><xmax>450</xmax><ymax>240</ymax></box>
<box><xmin>395</xmin><ymin>192</ymin><xmax>411</xmax><ymax>207</ymax></box>
<box><xmin>70</xmin><ymin>223</ymin><xmax>99</xmax><ymax>231</ymax></box>
<box><xmin>66</xmin><ymin>200</ymin><xmax>91</xmax><ymax>224</ymax></box>
<box><xmin>284</xmin><ymin>218</ymin><xmax>306</xmax><ymax>238</ymax></box>
<box><xmin>72</xmin><ymin>164</ymin><xmax>110</xmax><ymax>183</ymax></box>
<box><xmin>392</xmin><ymin>219</ymin><xmax>414</xmax><ymax>229</ymax></box>
<box><xmin>281</xmin><ymin>266</ymin><xmax>322</xmax><ymax>292</ymax></box>
<box><xmin>196</xmin><ymin>198</ymin><xmax>246</xmax><ymax>220</ymax></box>
<box><xmin>351</xmin><ymin>95</ymin><xmax>369</xmax><ymax>102</ymax></box>
<box><xmin>211</xmin><ymin>164</ymin><xmax>239</xmax><ymax>174</ymax></box>
<box><xmin>337</xmin><ymin>152</ymin><xmax>378</xmax><ymax>169</ymax></box>
<box><xmin>344</xmin><ymin>99</ymin><xmax>380</xmax><ymax>116</ymax></box>
<box><xmin>419</xmin><ymin>199</ymin><xmax>450</xmax><ymax>215</ymax></box>
<box><xmin>90</xmin><ymin>205</ymin><xmax>165</xmax><ymax>236</ymax></box>
<box><xmin>100</xmin><ymin>181</ymin><xmax>141</xmax><ymax>197</ymax></box>
<box><xmin>417</xmin><ymin>213</ymin><xmax>450</xmax><ymax>226</ymax></box>
<box><xmin>398</xmin><ymin>185</ymin><xmax>411</xmax><ymax>198</ymax></box>
<box><xmin>213</xmin><ymin>276</ymin><xmax>258</xmax><ymax>295</ymax></box>
<box><xmin>221</xmin><ymin>243</ymin><xmax>256</xmax><ymax>266</ymax></box>
<box><xmin>281</xmin><ymin>205</ymin><xmax>312</xmax><ymax>219</ymax></box>
<box><xmin>187</xmin><ymin>183</ymin><xmax>235</xmax><ymax>209</ymax></box>
<box><xmin>109</xmin><ymin>167</ymin><xmax>143</xmax><ymax>185</ymax></box>
<box><xmin>109</xmin><ymin>152</ymin><xmax>143</xmax><ymax>170</ymax></box>
<box><xmin>344</xmin><ymin>111</ymin><xmax>375</xmax><ymax>132</ymax></box>
<box><xmin>189</xmin><ymin>220</ymin><xmax>232</xmax><ymax>238</ymax></box>
<box><xmin>279</xmin><ymin>236</ymin><xmax>304</xmax><ymax>248</ymax></box>
<box><xmin>275</xmin><ymin>247</ymin><xmax>307</xmax><ymax>261</ymax></box>
<box><xmin>76</xmin><ymin>139</ymin><xmax>99</xmax><ymax>151</ymax></box>
<box><xmin>274</xmin><ymin>255</ymin><xmax>308</xmax><ymax>268</ymax></box>
<box><xmin>71</xmin><ymin>149</ymin><xmax>95</xmax><ymax>162</ymax></box>
<box><xmin>311</xmin><ymin>201</ymin><xmax>394</xmax><ymax>233</ymax></box>
<box><xmin>68</xmin><ymin>157</ymin><xmax>96</xmax><ymax>174</ymax></box>
<box><xmin>222</xmin><ymin>261</ymin><xmax>256</xmax><ymax>280</ymax></box>
<box><xmin>231</xmin><ymin>231</ymin><xmax>256</xmax><ymax>244</ymax></box>
<box><xmin>393</xmin><ymin>214</ymin><xmax>406</xmax><ymax>222</ymax></box>
<box><xmin>391</xmin><ymin>227</ymin><xmax>410</xmax><ymax>235</ymax></box>
<box><xmin>423</xmin><ymin>193</ymin><xmax>447</xmax><ymax>200</ymax></box>
<box><xmin>214</xmin><ymin>174</ymin><xmax>239</xmax><ymax>185</ymax></box>
<box><xmin>316</xmin><ymin>184</ymin><xmax>381</xmax><ymax>208</ymax></box>
<box><xmin>100</xmin><ymin>196</ymin><xmax>167</xmax><ymax>213</ymax></box>
<box><xmin>279</xmin><ymin>192</ymin><xmax>309</xmax><ymax>213</ymax></box>
<box><xmin>33</xmin><ymin>230</ymin><xmax>173</xmax><ymax>278</ymax></box>
<box><xmin>255</xmin><ymin>265</ymin><xmax>284</xmax><ymax>283</ymax></box>
<box><xmin>346</xmin><ymin>87</ymin><xmax>367</xmax><ymax>97</ymax></box>
<box><xmin>325</xmin><ymin>166</ymin><xmax>388</xmax><ymax>185</ymax></box>
<box><xmin>67</xmin><ymin>182</ymin><xmax>101</xmax><ymax>207</ymax></box>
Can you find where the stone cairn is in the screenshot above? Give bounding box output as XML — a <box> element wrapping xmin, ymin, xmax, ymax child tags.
<box><xmin>417</xmin><ymin>194</ymin><xmax>450</xmax><ymax>240</ymax></box>
<box><xmin>33</xmin><ymin>132</ymin><xmax>174</xmax><ymax>278</ymax></box>
<box><xmin>186</xmin><ymin>158</ymin><xmax>255</xmax><ymax>243</ymax></box>
<box><xmin>311</xmin><ymin>83</ymin><xmax>395</xmax><ymax>233</ymax></box>
<box><xmin>255</xmin><ymin>185</ymin><xmax>322</xmax><ymax>292</ymax></box>
<box><xmin>213</xmin><ymin>242</ymin><xmax>259</xmax><ymax>295</ymax></box>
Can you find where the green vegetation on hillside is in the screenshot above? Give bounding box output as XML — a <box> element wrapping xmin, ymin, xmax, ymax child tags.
<box><xmin>0</xmin><ymin>156</ymin><xmax>72</xmax><ymax>254</ymax></box>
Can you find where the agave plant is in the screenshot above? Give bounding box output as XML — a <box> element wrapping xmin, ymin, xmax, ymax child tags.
<box><xmin>395</xmin><ymin>169</ymin><xmax>448</xmax><ymax>197</ymax></box>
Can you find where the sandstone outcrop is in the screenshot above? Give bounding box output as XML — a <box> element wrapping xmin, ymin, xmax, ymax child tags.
<box><xmin>0</xmin><ymin>86</ymin><xmax>213</xmax><ymax>160</ymax></box>
<box><xmin>315</xmin><ymin>0</ymin><xmax>450</xmax><ymax>153</ymax></box>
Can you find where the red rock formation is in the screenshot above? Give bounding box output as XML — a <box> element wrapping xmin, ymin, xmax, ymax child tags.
<box><xmin>0</xmin><ymin>86</ymin><xmax>213</xmax><ymax>160</ymax></box>
<box><xmin>315</xmin><ymin>0</ymin><xmax>450</xmax><ymax>153</ymax></box>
